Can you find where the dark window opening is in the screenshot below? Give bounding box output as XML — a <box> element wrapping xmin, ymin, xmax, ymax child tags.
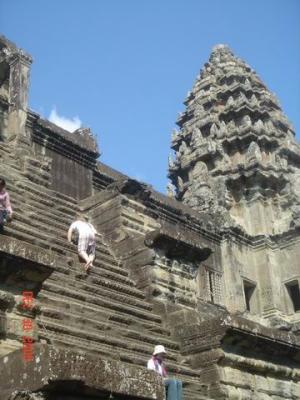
<box><xmin>243</xmin><ymin>281</ymin><xmax>256</xmax><ymax>312</ymax></box>
<box><xmin>180</xmin><ymin>170</ymin><xmax>189</xmax><ymax>183</ymax></box>
<box><xmin>203</xmin><ymin>102</ymin><xmax>212</xmax><ymax>111</ymax></box>
<box><xmin>286</xmin><ymin>281</ymin><xmax>300</xmax><ymax>312</ymax></box>
<box><xmin>208</xmin><ymin>271</ymin><xmax>214</xmax><ymax>303</ymax></box>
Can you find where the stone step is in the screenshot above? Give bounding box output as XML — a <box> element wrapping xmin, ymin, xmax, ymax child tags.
<box><xmin>121</xmin><ymin>328</ymin><xmax>178</xmax><ymax>351</ymax></box>
<box><xmin>3</xmin><ymin>223</ymin><xmax>129</xmax><ymax>285</ymax></box>
<box><xmin>0</xmin><ymin>150</ymin><xmax>78</xmax><ymax>210</ymax></box>
<box><xmin>11</xmin><ymin>188</ymin><xmax>72</xmax><ymax>220</ymax></box>
<box><xmin>9</xmin><ymin>203</ymin><xmax>120</xmax><ymax>261</ymax></box>
<box><xmin>13</xmin><ymin>204</ymin><xmax>72</xmax><ymax>235</ymax></box>
<box><xmin>40</xmin><ymin>280</ymin><xmax>160</xmax><ymax>320</ymax></box>
<box><xmin>7</xmin><ymin>219</ymin><xmax>76</xmax><ymax>253</ymax></box>
<box><xmin>12</xmin><ymin>210</ymin><xmax>73</xmax><ymax>241</ymax></box>
<box><xmin>21</xmin><ymin>164</ymin><xmax>51</xmax><ymax>188</ymax></box>
<box><xmin>12</xmin><ymin>207</ymin><xmax>118</xmax><ymax>262</ymax></box>
<box><xmin>7</xmin><ymin>185</ymin><xmax>76</xmax><ymax>223</ymax></box>
<box><xmin>37</xmin><ymin>285</ymin><xmax>162</xmax><ymax>327</ymax></box>
<box><xmin>0</xmin><ymin>157</ymin><xmax>20</xmax><ymax>171</ymax></box>
<box><xmin>37</xmin><ymin>291</ymin><xmax>170</xmax><ymax>336</ymax></box>
<box><xmin>2</xmin><ymin>162</ymin><xmax>126</xmax><ymax>269</ymax></box>
<box><xmin>39</xmin><ymin>330</ymin><xmax>118</xmax><ymax>360</ymax></box>
<box><xmin>0</xmin><ymin>141</ymin><xmax>13</xmax><ymax>152</ymax></box>
<box><xmin>38</xmin><ymin>309</ymin><xmax>178</xmax><ymax>354</ymax></box>
<box><xmin>48</xmin><ymin>267</ymin><xmax>144</xmax><ymax>300</ymax></box>
<box><xmin>64</xmin><ymin>278</ymin><xmax>151</xmax><ymax>311</ymax></box>
<box><xmin>3</xmin><ymin>224</ymin><xmax>71</xmax><ymax>256</ymax></box>
<box><xmin>5</xmin><ymin>218</ymin><xmax>118</xmax><ymax>265</ymax></box>
<box><xmin>49</xmin><ymin>256</ymin><xmax>135</xmax><ymax>288</ymax></box>
<box><xmin>15</xmin><ymin>179</ymin><xmax>79</xmax><ymax>209</ymax></box>
<box><xmin>39</xmin><ymin>299</ymin><xmax>169</xmax><ymax>344</ymax></box>
<box><xmin>11</xmin><ymin>182</ymin><xmax>78</xmax><ymax>216</ymax></box>
<box><xmin>8</xmin><ymin>206</ymin><xmax>118</xmax><ymax>267</ymax></box>
<box><xmin>0</xmin><ymin>147</ymin><xmax>18</xmax><ymax>163</ymax></box>
<box><xmin>36</xmin><ymin>318</ymin><xmax>199</xmax><ymax>379</ymax></box>
<box><xmin>10</xmin><ymin>193</ymin><xmax>75</xmax><ymax>228</ymax></box>
<box><xmin>11</xmin><ymin>203</ymin><xmax>120</xmax><ymax>265</ymax></box>
<box><xmin>2</xmin><ymin>177</ymin><xmax>78</xmax><ymax>218</ymax></box>
<box><xmin>183</xmin><ymin>389</ymin><xmax>208</xmax><ymax>400</ymax></box>
<box><xmin>46</xmin><ymin>273</ymin><xmax>146</xmax><ymax>307</ymax></box>
<box><xmin>0</xmin><ymin>166</ymin><xmax>22</xmax><ymax>183</ymax></box>
<box><xmin>77</xmin><ymin>256</ymin><xmax>134</xmax><ymax>283</ymax></box>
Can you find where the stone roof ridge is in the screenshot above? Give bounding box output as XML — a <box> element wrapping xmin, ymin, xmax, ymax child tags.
<box><xmin>27</xmin><ymin>110</ymin><xmax>100</xmax><ymax>156</ymax></box>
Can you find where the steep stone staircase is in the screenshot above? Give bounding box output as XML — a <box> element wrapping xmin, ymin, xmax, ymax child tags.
<box><xmin>0</xmin><ymin>142</ymin><xmax>207</xmax><ymax>399</ymax></box>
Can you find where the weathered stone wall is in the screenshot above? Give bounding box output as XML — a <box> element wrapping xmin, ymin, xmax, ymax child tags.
<box><xmin>219</xmin><ymin>234</ymin><xmax>300</xmax><ymax>329</ymax></box>
<box><xmin>82</xmin><ymin>183</ymin><xmax>213</xmax><ymax>314</ymax></box>
<box><xmin>83</xmin><ymin>179</ymin><xmax>300</xmax><ymax>333</ymax></box>
<box><xmin>27</xmin><ymin>113</ymin><xmax>99</xmax><ymax>199</ymax></box>
<box><xmin>177</xmin><ymin>317</ymin><xmax>300</xmax><ymax>399</ymax></box>
<box><xmin>0</xmin><ymin>344</ymin><xmax>166</xmax><ymax>400</ymax></box>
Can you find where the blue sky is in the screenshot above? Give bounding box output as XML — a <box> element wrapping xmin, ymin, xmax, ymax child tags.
<box><xmin>1</xmin><ymin>0</ymin><xmax>300</xmax><ymax>193</ymax></box>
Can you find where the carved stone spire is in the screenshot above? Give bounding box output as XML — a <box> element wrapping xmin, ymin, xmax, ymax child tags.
<box><xmin>168</xmin><ymin>44</ymin><xmax>300</xmax><ymax>235</ymax></box>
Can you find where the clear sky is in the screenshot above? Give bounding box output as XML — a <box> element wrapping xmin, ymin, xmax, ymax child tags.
<box><xmin>1</xmin><ymin>0</ymin><xmax>300</xmax><ymax>193</ymax></box>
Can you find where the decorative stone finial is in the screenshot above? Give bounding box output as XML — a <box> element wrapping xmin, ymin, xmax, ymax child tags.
<box><xmin>212</xmin><ymin>44</ymin><xmax>231</xmax><ymax>52</ymax></box>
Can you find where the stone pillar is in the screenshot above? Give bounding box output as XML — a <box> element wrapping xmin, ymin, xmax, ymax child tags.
<box><xmin>7</xmin><ymin>51</ymin><xmax>32</xmax><ymax>150</ymax></box>
<box><xmin>258</xmin><ymin>249</ymin><xmax>282</xmax><ymax>318</ymax></box>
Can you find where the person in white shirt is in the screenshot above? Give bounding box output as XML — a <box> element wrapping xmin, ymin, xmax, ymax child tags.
<box><xmin>67</xmin><ymin>214</ymin><xmax>98</xmax><ymax>272</ymax></box>
<box><xmin>147</xmin><ymin>345</ymin><xmax>183</xmax><ymax>400</ymax></box>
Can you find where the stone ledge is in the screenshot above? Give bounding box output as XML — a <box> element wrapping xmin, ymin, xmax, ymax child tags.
<box><xmin>0</xmin><ymin>344</ymin><xmax>165</xmax><ymax>400</ymax></box>
<box><xmin>37</xmin><ymin>118</ymin><xmax>99</xmax><ymax>155</ymax></box>
<box><xmin>177</xmin><ymin>315</ymin><xmax>300</xmax><ymax>354</ymax></box>
<box><xmin>0</xmin><ymin>235</ymin><xmax>57</xmax><ymax>269</ymax></box>
<box><xmin>220</xmin><ymin>315</ymin><xmax>300</xmax><ymax>347</ymax></box>
<box><xmin>144</xmin><ymin>222</ymin><xmax>212</xmax><ymax>263</ymax></box>
<box><xmin>26</xmin><ymin>110</ymin><xmax>99</xmax><ymax>159</ymax></box>
<box><xmin>84</xmin><ymin>177</ymin><xmax>300</xmax><ymax>249</ymax></box>
<box><xmin>0</xmin><ymin>235</ymin><xmax>55</xmax><ymax>292</ymax></box>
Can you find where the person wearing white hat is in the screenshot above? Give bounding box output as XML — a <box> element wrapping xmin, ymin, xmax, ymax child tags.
<box><xmin>147</xmin><ymin>345</ymin><xmax>183</xmax><ymax>400</ymax></box>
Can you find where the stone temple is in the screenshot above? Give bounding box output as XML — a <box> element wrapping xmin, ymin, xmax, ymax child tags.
<box><xmin>0</xmin><ymin>36</ymin><xmax>299</xmax><ymax>399</ymax></box>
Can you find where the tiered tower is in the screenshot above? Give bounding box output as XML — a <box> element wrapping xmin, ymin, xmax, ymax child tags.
<box><xmin>168</xmin><ymin>45</ymin><xmax>300</xmax><ymax>236</ymax></box>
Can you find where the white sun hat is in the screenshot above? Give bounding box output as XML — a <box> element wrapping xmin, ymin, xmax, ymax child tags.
<box><xmin>153</xmin><ymin>345</ymin><xmax>167</xmax><ymax>355</ymax></box>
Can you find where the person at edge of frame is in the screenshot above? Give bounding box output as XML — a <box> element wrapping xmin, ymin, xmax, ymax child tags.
<box><xmin>147</xmin><ymin>345</ymin><xmax>183</xmax><ymax>400</ymax></box>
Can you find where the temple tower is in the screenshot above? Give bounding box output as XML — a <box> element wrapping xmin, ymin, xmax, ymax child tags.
<box><xmin>168</xmin><ymin>45</ymin><xmax>300</xmax><ymax>236</ymax></box>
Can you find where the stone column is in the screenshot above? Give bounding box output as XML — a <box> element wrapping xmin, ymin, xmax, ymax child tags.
<box><xmin>7</xmin><ymin>51</ymin><xmax>32</xmax><ymax>150</ymax></box>
<box><xmin>258</xmin><ymin>248</ymin><xmax>282</xmax><ymax>318</ymax></box>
